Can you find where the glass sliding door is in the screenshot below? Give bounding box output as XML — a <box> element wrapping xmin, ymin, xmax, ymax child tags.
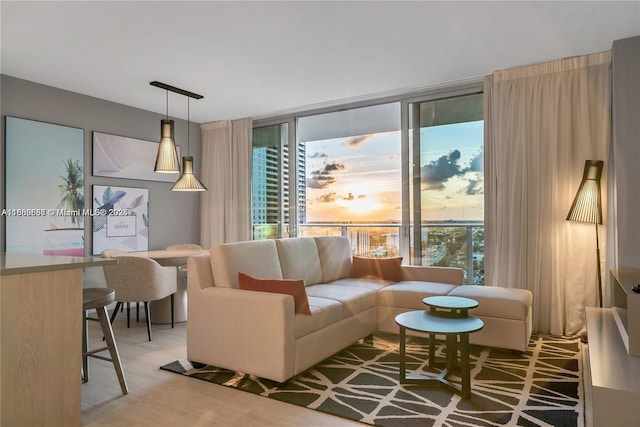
<box><xmin>252</xmin><ymin>123</ymin><xmax>291</xmax><ymax>239</ymax></box>
<box><xmin>409</xmin><ymin>93</ymin><xmax>484</xmax><ymax>284</ymax></box>
<box><xmin>297</xmin><ymin>103</ymin><xmax>402</xmax><ymax>256</ymax></box>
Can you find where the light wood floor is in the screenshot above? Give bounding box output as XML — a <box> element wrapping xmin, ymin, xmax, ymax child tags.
<box><xmin>81</xmin><ymin>312</ymin><xmax>362</xmax><ymax>426</ymax></box>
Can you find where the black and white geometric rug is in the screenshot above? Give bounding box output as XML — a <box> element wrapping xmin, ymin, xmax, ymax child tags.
<box><xmin>161</xmin><ymin>333</ymin><xmax>583</xmax><ymax>427</ymax></box>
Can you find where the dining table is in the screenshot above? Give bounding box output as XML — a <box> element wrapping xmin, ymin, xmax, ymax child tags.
<box><xmin>122</xmin><ymin>248</ymin><xmax>208</xmax><ymax>324</ymax></box>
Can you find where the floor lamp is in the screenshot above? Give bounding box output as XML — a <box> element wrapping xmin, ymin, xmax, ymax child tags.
<box><xmin>566</xmin><ymin>160</ymin><xmax>604</xmax><ymax>307</ymax></box>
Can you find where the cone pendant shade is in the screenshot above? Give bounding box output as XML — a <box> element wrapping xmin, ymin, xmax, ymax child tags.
<box><xmin>154</xmin><ymin>119</ymin><xmax>180</xmax><ymax>173</ymax></box>
<box><xmin>171</xmin><ymin>156</ymin><xmax>207</xmax><ymax>191</ymax></box>
<box><xmin>566</xmin><ymin>160</ymin><xmax>603</xmax><ymax>224</ymax></box>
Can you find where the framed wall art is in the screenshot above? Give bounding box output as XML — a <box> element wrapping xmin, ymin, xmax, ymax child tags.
<box><xmin>4</xmin><ymin>116</ymin><xmax>85</xmax><ymax>255</ymax></box>
<box><xmin>92</xmin><ymin>185</ymin><xmax>149</xmax><ymax>255</ymax></box>
<box><xmin>92</xmin><ymin>131</ymin><xmax>179</xmax><ymax>182</ymax></box>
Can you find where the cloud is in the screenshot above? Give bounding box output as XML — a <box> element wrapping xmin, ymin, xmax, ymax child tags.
<box><xmin>344</xmin><ymin>135</ymin><xmax>373</xmax><ymax>147</ymax></box>
<box><xmin>421</xmin><ymin>149</ymin><xmax>484</xmax><ymax>192</ymax></box>
<box><xmin>462</xmin><ymin>150</ymin><xmax>483</xmax><ymax>194</ymax></box>
<box><xmin>308</xmin><ymin>152</ymin><xmax>328</xmax><ymax>158</ymax></box>
<box><xmin>315</xmin><ymin>192</ymin><xmax>366</xmax><ymax>203</ymax></box>
<box><xmin>421</xmin><ymin>150</ymin><xmax>463</xmax><ymax>190</ymax></box>
<box><xmin>316</xmin><ymin>192</ymin><xmax>338</xmax><ymax>203</ymax></box>
<box><xmin>307</xmin><ymin>162</ymin><xmax>346</xmax><ymax>189</ymax></box>
<box><xmin>464</xmin><ymin>178</ymin><xmax>484</xmax><ymax>195</ymax></box>
<box><xmin>307</xmin><ymin>175</ymin><xmax>336</xmax><ymax>189</ymax></box>
<box><xmin>466</xmin><ymin>149</ymin><xmax>483</xmax><ymax>173</ymax></box>
<box><xmin>323</xmin><ymin>162</ymin><xmax>345</xmax><ymax>172</ymax></box>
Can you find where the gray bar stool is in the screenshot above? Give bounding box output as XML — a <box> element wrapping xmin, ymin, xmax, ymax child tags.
<box><xmin>82</xmin><ymin>287</ymin><xmax>129</xmax><ymax>395</ymax></box>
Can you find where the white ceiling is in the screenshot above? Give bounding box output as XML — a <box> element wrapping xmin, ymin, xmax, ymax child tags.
<box><xmin>1</xmin><ymin>1</ymin><xmax>639</xmax><ymax>123</ymax></box>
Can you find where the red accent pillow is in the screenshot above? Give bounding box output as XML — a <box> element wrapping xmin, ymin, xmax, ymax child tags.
<box><xmin>350</xmin><ymin>256</ymin><xmax>403</xmax><ymax>282</ymax></box>
<box><xmin>238</xmin><ymin>272</ymin><xmax>312</xmax><ymax>315</ymax></box>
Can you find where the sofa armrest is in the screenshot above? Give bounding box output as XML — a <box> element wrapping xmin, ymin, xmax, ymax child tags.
<box><xmin>400</xmin><ymin>265</ymin><xmax>464</xmax><ymax>285</ymax></box>
<box><xmin>187</xmin><ymin>253</ymin><xmax>214</xmax><ymax>290</ymax></box>
<box><xmin>187</xmin><ymin>285</ymin><xmax>296</xmax><ymax>382</ymax></box>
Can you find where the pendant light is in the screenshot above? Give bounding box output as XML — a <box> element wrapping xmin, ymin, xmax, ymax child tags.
<box><xmin>153</xmin><ymin>89</ymin><xmax>180</xmax><ymax>173</ymax></box>
<box><xmin>172</xmin><ymin>96</ymin><xmax>207</xmax><ymax>191</ymax></box>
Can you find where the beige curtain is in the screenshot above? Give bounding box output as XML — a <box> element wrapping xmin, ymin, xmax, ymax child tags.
<box><xmin>200</xmin><ymin>118</ymin><xmax>252</xmax><ymax>247</ymax></box>
<box><xmin>485</xmin><ymin>52</ymin><xmax>611</xmax><ymax>336</ymax></box>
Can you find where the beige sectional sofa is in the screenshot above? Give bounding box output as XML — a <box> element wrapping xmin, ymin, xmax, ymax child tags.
<box><xmin>187</xmin><ymin>236</ymin><xmax>532</xmax><ymax>383</ymax></box>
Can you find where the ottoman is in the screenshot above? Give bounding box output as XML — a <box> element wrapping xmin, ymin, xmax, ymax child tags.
<box><xmin>447</xmin><ymin>285</ymin><xmax>533</xmax><ymax>352</ymax></box>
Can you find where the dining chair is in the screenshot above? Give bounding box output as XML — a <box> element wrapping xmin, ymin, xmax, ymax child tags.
<box><xmin>99</xmin><ymin>249</ymin><xmax>131</xmax><ymax>317</ymax></box>
<box><xmin>100</xmin><ymin>252</ymin><xmax>177</xmax><ymax>341</ymax></box>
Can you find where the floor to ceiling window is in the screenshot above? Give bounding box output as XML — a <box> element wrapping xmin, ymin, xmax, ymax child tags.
<box><xmin>409</xmin><ymin>93</ymin><xmax>484</xmax><ymax>284</ymax></box>
<box><xmin>251</xmin><ymin>88</ymin><xmax>484</xmax><ymax>283</ymax></box>
<box><xmin>297</xmin><ymin>103</ymin><xmax>401</xmax><ymax>256</ymax></box>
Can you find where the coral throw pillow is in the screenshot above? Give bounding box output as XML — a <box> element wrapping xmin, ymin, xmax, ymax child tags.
<box><xmin>350</xmin><ymin>256</ymin><xmax>403</xmax><ymax>282</ymax></box>
<box><xmin>238</xmin><ymin>272</ymin><xmax>312</xmax><ymax>315</ymax></box>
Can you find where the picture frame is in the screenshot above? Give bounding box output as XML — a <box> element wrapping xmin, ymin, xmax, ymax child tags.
<box><xmin>92</xmin><ymin>184</ymin><xmax>149</xmax><ymax>255</ymax></box>
<box><xmin>92</xmin><ymin>131</ymin><xmax>180</xmax><ymax>182</ymax></box>
<box><xmin>4</xmin><ymin>116</ymin><xmax>85</xmax><ymax>255</ymax></box>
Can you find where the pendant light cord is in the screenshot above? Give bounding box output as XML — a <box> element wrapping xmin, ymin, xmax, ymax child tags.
<box><xmin>187</xmin><ymin>97</ymin><xmax>190</xmax><ymax>156</ymax></box>
<box><xmin>165</xmin><ymin>90</ymin><xmax>169</xmax><ymax>120</ymax></box>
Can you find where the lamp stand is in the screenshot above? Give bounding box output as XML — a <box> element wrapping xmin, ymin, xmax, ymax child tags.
<box><xmin>580</xmin><ymin>223</ymin><xmax>604</xmax><ymax>344</ymax></box>
<box><xmin>595</xmin><ymin>223</ymin><xmax>603</xmax><ymax>308</ymax></box>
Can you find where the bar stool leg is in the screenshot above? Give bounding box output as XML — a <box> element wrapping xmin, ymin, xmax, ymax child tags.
<box><xmin>96</xmin><ymin>305</ymin><xmax>129</xmax><ymax>394</ymax></box>
<box><xmin>171</xmin><ymin>294</ymin><xmax>174</xmax><ymax>329</ymax></box>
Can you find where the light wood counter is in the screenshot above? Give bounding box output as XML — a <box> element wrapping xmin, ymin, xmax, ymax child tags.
<box><xmin>0</xmin><ymin>252</ymin><xmax>116</xmax><ymax>427</ymax></box>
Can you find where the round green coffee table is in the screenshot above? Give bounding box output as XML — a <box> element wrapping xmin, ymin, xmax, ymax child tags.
<box><xmin>395</xmin><ymin>300</ymin><xmax>483</xmax><ymax>399</ymax></box>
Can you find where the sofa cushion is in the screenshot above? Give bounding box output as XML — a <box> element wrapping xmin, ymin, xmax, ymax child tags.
<box><xmin>350</xmin><ymin>256</ymin><xmax>403</xmax><ymax>282</ymax></box>
<box><xmin>210</xmin><ymin>239</ymin><xmax>282</xmax><ymax>288</ymax></box>
<box><xmin>377</xmin><ymin>281</ymin><xmax>458</xmax><ymax>309</ymax></box>
<box><xmin>295</xmin><ymin>296</ymin><xmax>343</xmax><ymax>338</ymax></box>
<box><xmin>305</xmin><ymin>284</ymin><xmax>378</xmax><ymax>316</ymax></box>
<box><xmin>314</xmin><ymin>236</ymin><xmax>353</xmax><ymax>283</ymax></box>
<box><xmin>238</xmin><ymin>273</ymin><xmax>311</xmax><ymax>315</ymax></box>
<box><xmin>276</xmin><ymin>238</ymin><xmax>324</xmax><ymax>286</ymax></box>
<box><xmin>329</xmin><ymin>277</ymin><xmax>391</xmax><ymax>291</ymax></box>
<box><xmin>447</xmin><ymin>285</ymin><xmax>532</xmax><ymax>321</ymax></box>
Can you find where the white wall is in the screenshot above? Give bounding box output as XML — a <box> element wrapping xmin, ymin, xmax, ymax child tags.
<box><xmin>611</xmin><ymin>36</ymin><xmax>640</xmax><ymax>273</ymax></box>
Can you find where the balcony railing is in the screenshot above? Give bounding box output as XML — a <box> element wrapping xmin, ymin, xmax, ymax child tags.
<box><xmin>252</xmin><ymin>222</ymin><xmax>484</xmax><ymax>285</ymax></box>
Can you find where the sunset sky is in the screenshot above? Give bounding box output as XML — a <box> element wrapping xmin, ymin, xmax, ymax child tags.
<box><xmin>305</xmin><ymin>120</ymin><xmax>484</xmax><ymax>223</ymax></box>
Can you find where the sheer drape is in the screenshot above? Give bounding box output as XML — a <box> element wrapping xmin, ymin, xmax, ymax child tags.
<box><xmin>200</xmin><ymin>118</ymin><xmax>252</xmax><ymax>247</ymax></box>
<box><xmin>484</xmin><ymin>52</ymin><xmax>610</xmax><ymax>336</ymax></box>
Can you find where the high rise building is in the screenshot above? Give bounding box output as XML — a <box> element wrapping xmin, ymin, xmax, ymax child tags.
<box><xmin>297</xmin><ymin>141</ymin><xmax>306</xmax><ymax>225</ymax></box>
